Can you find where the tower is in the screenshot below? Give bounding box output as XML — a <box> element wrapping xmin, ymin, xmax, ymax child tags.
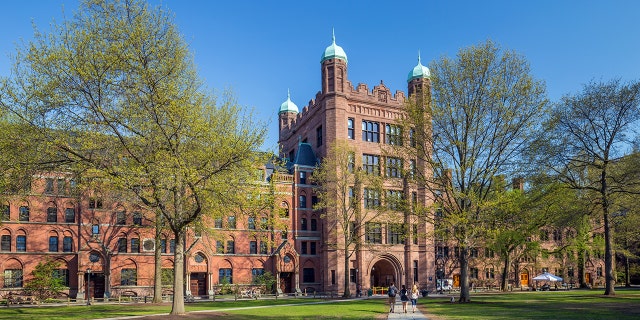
<box><xmin>321</xmin><ymin>30</ymin><xmax>348</xmax><ymax>94</ymax></box>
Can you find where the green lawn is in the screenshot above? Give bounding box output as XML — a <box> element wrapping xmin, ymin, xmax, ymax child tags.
<box><xmin>423</xmin><ymin>288</ymin><xmax>640</xmax><ymax>320</ymax></box>
<box><xmin>0</xmin><ymin>289</ymin><xmax>639</xmax><ymax>319</ymax></box>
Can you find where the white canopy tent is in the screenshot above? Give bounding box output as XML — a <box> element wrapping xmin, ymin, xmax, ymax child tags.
<box><xmin>532</xmin><ymin>272</ymin><xmax>563</xmax><ymax>282</ymax></box>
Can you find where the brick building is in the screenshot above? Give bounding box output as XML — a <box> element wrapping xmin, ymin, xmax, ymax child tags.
<box><xmin>0</xmin><ymin>34</ymin><xmax>606</xmax><ymax>300</ymax></box>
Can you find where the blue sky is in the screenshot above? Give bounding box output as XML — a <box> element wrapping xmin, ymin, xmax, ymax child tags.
<box><xmin>1</xmin><ymin>0</ymin><xmax>639</xmax><ymax>151</ymax></box>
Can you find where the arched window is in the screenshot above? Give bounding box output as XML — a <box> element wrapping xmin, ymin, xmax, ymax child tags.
<box><xmin>19</xmin><ymin>205</ymin><xmax>29</xmax><ymax>222</ymax></box>
<box><xmin>299</xmin><ymin>195</ymin><xmax>307</xmax><ymax>209</ymax></box>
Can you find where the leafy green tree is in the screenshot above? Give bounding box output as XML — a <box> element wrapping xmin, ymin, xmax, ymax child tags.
<box><xmin>402</xmin><ymin>40</ymin><xmax>547</xmax><ymax>302</ymax></box>
<box><xmin>0</xmin><ymin>0</ymin><xmax>267</xmax><ymax>314</ymax></box>
<box><xmin>540</xmin><ymin>79</ymin><xmax>640</xmax><ymax>295</ymax></box>
<box><xmin>24</xmin><ymin>259</ymin><xmax>65</xmax><ymax>301</ymax></box>
<box><xmin>252</xmin><ymin>271</ymin><xmax>276</xmax><ymax>294</ymax></box>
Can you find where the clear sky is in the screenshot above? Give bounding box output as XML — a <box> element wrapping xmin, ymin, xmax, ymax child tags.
<box><xmin>1</xmin><ymin>0</ymin><xmax>639</xmax><ymax>151</ymax></box>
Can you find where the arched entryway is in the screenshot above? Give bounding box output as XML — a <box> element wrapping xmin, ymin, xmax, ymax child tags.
<box><xmin>520</xmin><ymin>269</ymin><xmax>530</xmax><ymax>287</ymax></box>
<box><xmin>369</xmin><ymin>255</ymin><xmax>402</xmax><ymax>288</ymax></box>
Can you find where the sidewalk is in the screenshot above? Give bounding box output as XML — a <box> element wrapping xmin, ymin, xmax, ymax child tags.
<box><xmin>387</xmin><ymin>299</ymin><xmax>429</xmax><ymax>320</ymax></box>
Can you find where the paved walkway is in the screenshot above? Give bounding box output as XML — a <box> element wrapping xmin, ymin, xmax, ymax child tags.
<box><xmin>387</xmin><ymin>299</ymin><xmax>429</xmax><ymax>319</ymax></box>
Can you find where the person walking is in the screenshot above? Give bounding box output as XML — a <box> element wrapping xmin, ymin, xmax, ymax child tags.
<box><xmin>410</xmin><ymin>284</ymin><xmax>420</xmax><ymax>313</ymax></box>
<box><xmin>388</xmin><ymin>282</ymin><xmax>398</xmax><ymax>313</ymax></box>
<box><xmin>400</xmin><ymin>284</ymin><xmax>409</xmax><ymax>313</ymax></box>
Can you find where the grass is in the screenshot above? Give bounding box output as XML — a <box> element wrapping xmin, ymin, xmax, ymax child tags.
<box><xmin>0</xmin><ymin>289</ymin><xmax>638</xmax><ymax>319</ymax></box>
<box><xmin>423</xmin><ymin>287</ymin><xmax>640</xmax><ymax>320</ymax></box>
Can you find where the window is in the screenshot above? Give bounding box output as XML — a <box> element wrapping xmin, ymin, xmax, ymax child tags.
<box><xmin>409</xmin><ymin>128</ymin><xmax>416</xmax><ymax>147</ymax></box>
<box><xmin>347</xmin><ymin>118</ymin><xmax>355</xmax><ymax>139</ymax></box>
<box><xmin>436</xmin><ymin>246</ymin><xmax>449</xmax><ymax>259</ymax></box>
<box><xmin>16</xmin><ymin>235</ymin><xmax>26</xmax><ymax>252</ymax></box>
<box><xmin>365</xmin><ymin>222</ymin><xmax>382</xmax><ymax>244</ymax></box>
<box><xmin>413</xmin><ymin>260</ymin><xmax>419</xmax><ymax>283</ymax></box>
<box><xmin>63</xmin><ymin>236</ymin><xmax>72</xmax><ymax>252</ymax></box>
<box><xmin>597</xmin><ymin>267</ymin><xmax>603</xmax><ymax>277</ymax></box>
<box><xmin>248</xmin><ymin>217</ymin><xmax>256</xmax><ymax>230</ymax></box>
<box><xmin>48</xmin><ymin>236</ymin><xmax>59</xmax><ymax>252</ymax></box>
<box><xmin>53</xmin><ymin>269</ymin><xmax>69</xmax><ymax>286</ymax></box>
<box><xmin>347</xmin><ymin>152</ymin><xmax>356</xmax><ymax>173</ymax></box>
<box><xmin>553</xmin><ymin>229</ymin><xmax>562</xmax><ymax>241</ymax></box>
<box><xmin>386</xmin><ymin>157</ymin><xmax>403</xmax><ymax>178</ymax></box>
<box><xmin>131</xmin><ymin>238</ymin><xmax>140</xmax><ymax>253</ymax></box>
<box><xmin>485</xmin><ymin>248</ymin><xmax>495</xmax><ymax>258</ymax></box>
<box><xmin>250</xmin><ymin>241</ymin><xmax>257</xmax><ymax>254</ymax></box>
<box><xmin>470</xmin><ymin>248</ymin><xmax>478</xmax><ymax>258</ymax></box>
<box><xmin>116</xmin><ymin>211</ymin><xmax>126</xmax><ymax>225</ymax></box>
<box><xmin>362</xmin><ymin>154</ymin><xmax>380</xmax><ymax>175</ymax></box>
<box><xmin>349</xmin><ymin>268</ymin><xmax>357</xmax><ymax>283</ymax></box>
<box><xmin>216</xmin><ymin>240</ymin><xmax>224</xmax><ymax>254</ymax></box>
<box><xmin>214</xmin><ymin>217</ymin><xmax>223</xmax><ymax>228</ymax></box>
<box><xmin>1</xmin><ymin>205</ymin><xmax>9</xmax><ymax>221</ymax></box>
<box><xmin>169</xmin><ymin>239</ymin><xmax>175</xmax><ymax>253</ymax></box>
<box><xmin>299</xmin><ymin>195</ymin><xmax>307</xmax><ymax>209</ymax></box>
<box><xmin>362</xmin><ymin>120</ymin><xmax>380</xmax><ymax>142</ymax></box>
<box><xmin>133</xmin><ymin>212</ymin><xmax>143</xmax><ymax>226</ymax></box>
<box><xmin>310</xmin><ymin>242</ymin><xmax>317</xmax><ymax>255</ymax></box>
<box><xmin>331</xmin><ymin>270</ymin><xmax>336</xmax><ymax>285</ymax></box>
<box><xmin>303</xmin><ymin>268</ymin><xmax>315</xmax><ymax>283</ymax></box>
<box><xmin>161</xmin><ymin>239</ymin><xmax>167</xmax><ymax>253</ymax></box>
<box><xmin>409</xmin><ymin>160</ymin><xmax>416</xmax><ymax>179</ymax></box>
<box><xmin>219</xmin><ymin>268</ymin><xmax>233</xmax><ymax>284</ymax></box>
<box><xmin>301</xmin><ymin>241</ymin><xmax>308</xmax><ymax>255</ymax></box>
<box><xmin>385</xmin><ymin>124</ymin><xmax>403</xmax><ymax>145</ymax></box>
<box><xmin>251</xmin><ymin>268</ymin><xmax>264</xmax><ymax>281</ymax></box>
<box><xmin>228</xmin><ymin>216</ymin><xmax>236</xmax><ymax>229</ymax></box>
<box><xmin>121</xmin><ymin>268</ymin><xmax>137</xmax><ymax>285</ymax></box>
<box><xmin>47</xmin><ymin>207</ymin><xmax>57</xmax><ymax>222</ymax></box>
<box><xmin>485</xmin><ymin>268</ymin><xmax>495</xmax><ymax>279</ymax></box>
<box><xmin>92</xmin><ymin>224</ymin><xmax>99</xmax><ymax>236</ymax></box>
<box><xmin>349</xmin><ymin>221</ymin><xmax>357</xmax><ymax>241</ymax></box>
<box><xmin>364</xmin><ymin>188</ymin><xmax>381</xmax><ymax>209</ymax></box>
<box><xmin>470</xmin><ymin>267</ymin><xmax>479</xmax><ymax>279</ymax></box>
<box><xmin>413</xmin><ymin>224</ymin><xmax>418</xmax><ymax>245</ymax></box>
<box><xmin>2</xmin><ymin>235</ymin><xmax>11</xmax><ymax>251</ymax></box>
<box><xmin>64</xmin><ymin>208</ymin><xmax>75</xmax><ymax>223</ymax></box>
<box><xmin>311</xmin><ymin>218</ymin><xmax>317</xmax><ymax>231</ymax></box>
<box><xmin>3</xmin><ymin>269</ymin><xmax>23</xmax><ymax>288</ymax></box>
<box><xmin>316</xmin><ymin>126</ymin><xmax>323</xmax><ymax>146</ymax></box>
<box><xmin>300</xmin><ymin>171</ymin><xmax>307</xmax><ymax>184</ymax></box>
<box><xmin>259</xmin><ymin>241</ymin><xmax>268</xmax><ymax>254</ymax></box>
<box><xmin>387</xmin><ymin>223</ymin><xmax>404</xmax><ymax>244</ymax></box>
<box><xmin>301</xmin><ymin>218</ymin><xmax>308</xmax><ymax>230</ymax></box>
<box><xmin>226</xmin><ymin>240</ymin><xmax>235</xmax><ymax>254</ymax></box>
<box><xmin>260</xmin><ymin>217</ymin><xmax>268</xmax><ymax>230</ymax></box>
<box><xmin>88</xmin><ymin>197</ymin><xmax>103</xmax><ymax>209</ymax></box>
<box><xmin>117</xmin><ymin>238</ymin><xmax>127</xmax><ymax>252</ymax></box>
<box><xmin>386</xmin><ymin>190</ymin><xmax>403</xmax><ymax>210</ymax></box>
<box><xmin>45</xmin><ymin>178</ymin><xmax>54</xmax><ymax>194</ymax></box>
<box><xmin>57</xmin><ymin>178</ymin><xmax>66</xmax><ymax>195</ymax></box>
<box><xmin>19</xmin><ymin>206</ymin><xmax>29</xmax><ymax>222</ymax></box>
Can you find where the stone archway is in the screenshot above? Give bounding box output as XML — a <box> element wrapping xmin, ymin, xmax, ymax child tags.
<box><xmin>369</xmin><ymin>255</ymin><xmax>403</xmax><ymax>288</ymax></box>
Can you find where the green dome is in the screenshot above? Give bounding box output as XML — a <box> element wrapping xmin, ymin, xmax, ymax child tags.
<box><xmin>279</xmin><ymin>90</ymin><xmax>299</xmax><ymax>114</ymax></box>
<box><xmin>407</xmin><ymin>53</ymin><xmax>430</xmax><ymax>82</ymax></box>
<box><xmin>321</xmin><ymin>30</ymin><xmax>348</xmax><ymax>64</ymax></box>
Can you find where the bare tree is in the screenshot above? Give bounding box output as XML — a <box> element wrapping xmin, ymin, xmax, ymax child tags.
<box><xmin>402</xmin><ymin>40</ymin><xmax>547</xmax><ymax>302</ymax></box>
<box><xmin>542</xmin><ymin>79</ymin><xmax>640</xmax><ymax>295</ymax></box>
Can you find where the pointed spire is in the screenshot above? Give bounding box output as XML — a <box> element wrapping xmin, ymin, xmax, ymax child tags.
<box><xmin>418</xmin><ymin>50</ymin><xmax>422</xmax><ymax>65</ymax></box>
<box><xmin>332</xmin><ymin>27</ymin><xmax>336</xmax><ymax>44</ymax></box>
<box><xmin>287</xmin><ymin>88</ymin><xmax>291</xmax><ymax>101</ymax></box>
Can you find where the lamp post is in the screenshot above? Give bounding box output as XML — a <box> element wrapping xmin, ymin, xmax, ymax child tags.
<box><xmin>86</xmin><ymin>268</ymin><xmax>91</xmax><ymax>306</ymax></box>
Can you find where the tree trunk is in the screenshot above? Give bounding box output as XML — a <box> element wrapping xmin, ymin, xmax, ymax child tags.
<box><xmin>601</xmin><ymin>167</ymin><xmax>616</xmax><ymax>296</ymax></box>
<box><xmin>578</xmin><ymin>248</ymin><xmax>587</xmax><ymax>288</ymax></box>
<box><xmin>500</xmin><ymin>253</ymin><xmax>510</xmax><ymax>291</ymax></box>
<box><xmin>343</xmin><ymin>247</ymin><xmax>351</xmax><ymax>298</ymax></box>
<box><xmin>170</xmin><ymin>229</ymin><xmax>186</xmax><ymax>315</ymax></box>
<box><xmin>624</xmin><ymin>254</ymin><xmax>630</xmax><ymax>287</ymax></box>
<box><xmin>153</xmin><ymin>214</ymin><xmax>163</xmax><ymax>303</ymax></box>
<box><xmin>458</xmin><ymin>247</ymin><xmax>470</xmax><ymax>302</ymax></box>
